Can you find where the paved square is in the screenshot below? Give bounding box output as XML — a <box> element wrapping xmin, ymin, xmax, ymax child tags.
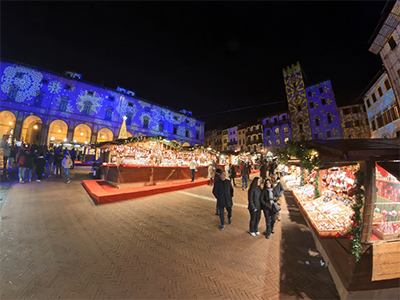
<box><xmin>0</xmin><ymin>168</ymin><xmax>339</xmax><ymax>299</ymax></box>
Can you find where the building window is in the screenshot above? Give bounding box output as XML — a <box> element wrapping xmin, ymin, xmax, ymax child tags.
<box><xmin>326</xmin><ymin>130</ymin><xmax>332</xmax><ymax>138</ymax></box>
<box><xmin>308</xmin><ymin>91</ymin><xmax>312</xmax><ymax>97</ymax></box>
<box><xmin>7</xmin><ymin>88</ymin><xmax>18</xmax><ymax>101</ymax></box>
<box><xmin>321</xmin><ymin>98</ymin><xmax>326</xmax><ymax>105</ymax></box>
<box><xmin>348</xmin><ymin>135</ymin><xmax>353</xmax><ymax>139</ymax></box>
<box><xmin>383</xmin><ymin>110</ymin><xmax>392</xmax><ymax>125</ymax></box>
<box><xmin>284</xmin><ymin>137</ymin><xmax>289</xmax><ymax>144</ymax></box>
<box><xmin>309</xmin><ymin>101</ymin><xmax>314</xmax><ymax>109</ymax></box>
<box><xmin>128</xmin><ymin>102</ymin><xmax>133</xmax><ymax>107</ymax></box>
<box><xmin>185</xmin><ymin>129</ymin><xmax>189</xmax><ymax>137</ymax></box>
<box><xmin>105</xmin><ymin>110</ymin><xmax>112</xmax><ymax>121</ymax></box>
<box><xmin>143</xmin><ymin>117</ymin><xmax>149</xmax><ymax>129</ymax></box>
<box><xmin>390</xmin><ymin>104</ymin><xmax>400</xmax><ymax>120</ymax></box>
<box><xmin>371</xmin><ymin>93</ymin><xmax>377</xmax><ymax>103</ymax></box>
<box><xmin>315</xmin><ymin>116</ymin><xmax>320</xmax><ymax>126</ymax></box>
<box><xmin>343</xmin><ymin>108</ymin><xmax>351</xmax><ymax>115</ymax></box>
<box><xmin>298</xmin><ymin>119</ymin><xmax>303</xmax><ymax>132</ymax></box>
<box><xmin>365</xmin><ymin>98</ymin><xmax>371</xmax><ymax>108</ymax></box>
<box><xmin>351</xmin><ymin>106</ymin><xmax>360</xmax><ymax>114</ymax></box>
<box><xmin>319</xmin><ymin>87</ymin><xmax>323</xmax><ymax>93</ymax></box>
<box><xmin>126</xmin><ymin>115</ymin><xmax>132</xmax><ymax>125</ymax></box>
<box><xmin>268</xmin><ymin>140</ymin><xmax>272</xmax><ymax>146</ymax></box>
<box><xmin>297</xmin><ymin>105</ymin><xmax>302</xmax><ymax>112</ymax></box>
<box><xmin>384</xmin><ymin>79</ymin><xmax>391</xmax><ymax>91</ymax></box>
<box><xmin>327</xmin><ymin>113</ymin><xmax>332</xmax><ymax>124</ymax></box>
<box><xmin>34</xmin><ymin>91</ymin><xmax>44</xmax><ymax>107</ymax></box>
<box><xmin>65</xmin><ymin>84</ymin><xmax>72</xmax><ymax>91</ymax></box>
<box><xmin>276</xmin><ymin>139</ymin><xmax>280</xmax><ymax>146</ymax></box>
<box><xmin>388</xmin><ymin>36</ymin><xmax>397</xmax><ymax>50</ymax></box>
<box><xmin>243</xmin><ymin>138</ymin><xmax>245</xmax><ymax>144</ymax></box>
<box><xmin>196</xmin><ymin>131</ymin><xmax>199</xmax><ymax>139</ymax></box>
<box><xmin>265</xmin><ymin>119</ymin><xmax>269</xmax><ymax>124</ymax></box>
<box><xmin>344</xmin><ymin>121</ymin><xmax>353</xmax><ymax>128</ymax></box>
<box><xmin>282</xmin><ymin>115</ymin><xmax>286</xmax><ymax>121</ymax></box>
<box><xmin>83</xmin><ymin>105</ymin><xmax>91</xmax><ymax>116</ymax></box>
<box><xmin>377</xmin><ymin>86</ymin><xmax>384</xmax><ymax>98</ymax></box>
<box><xmin>376</xmin><ymin>115</ymin><xmax>384</xmax><ymax>128</ymax></box>
<box><xmin>266</xmin><ymin>129</ymin><xmax>271</xmax><ymax>136</ymax></box>
<box><xmin>173</xmin><ymin>127</ymin><xmax>177</xmax><ymax>134</ymax></box>
<box><xmin>283</xmin><ymin>126</ymin><xmax>288</xmax><ymax>133</ymax></box>
<box><xmin>60</xmin><ymin>100</ymin><xmax>67</xmax><ymax>112</ymax></box>
<box><xmin>371</xmin><ymin>119</ymin><xmax>377</xmax><ymax>131</ymax></box>
<box><xmin>159</xmin><ymin>121</ymin><xmax>164</xmax><ymax>132</ymax></box>
<box><xmin>314</xmin><ymin>133</ymin><xmax>318</xmax><ymax>140</ymax></box>
<box><xmin>275</xmin><ymin>128</ymin><xmax>279</xmax><ymax>134</ymax></box>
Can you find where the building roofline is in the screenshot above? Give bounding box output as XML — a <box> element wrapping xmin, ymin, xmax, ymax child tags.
<box><xmin>1</xmin><ymin>58</ymin><xmax>205</xmax><ymax>122</ymax></box>
<box><xmin>356</xmin><ymin>68</ymin><xmax>386</xmax><ymax>102</ymax></box>
<box><xmin>258</xmin><ymin>110</ymin><xmax>290</xmax><ymax>120</ymax></box>
<box><xmin>306</xmin><ymin>78</ymin><xmax>332</xmax><ymax>89</ymax></box>
<box><xmin>368</xmin><ymin>1</ymin><xmax>397</xmax><ymax>45</ymax></box>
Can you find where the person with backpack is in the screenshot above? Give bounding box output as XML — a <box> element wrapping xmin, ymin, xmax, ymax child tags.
<box><xmin>62</xmin><ymin>153</ymin><xmax>73</xmax><ymax>183</ymax></box>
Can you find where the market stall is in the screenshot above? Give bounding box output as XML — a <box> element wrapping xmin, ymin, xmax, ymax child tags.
<box><xmin>96</xmin><ymin>137</ymin><xmax>217</xmax><ymax>187</ymax></box>
<box><xmin>278</xmin><ymin>139</ymin><xmax>400</xmax><ymax>300</ymax></box>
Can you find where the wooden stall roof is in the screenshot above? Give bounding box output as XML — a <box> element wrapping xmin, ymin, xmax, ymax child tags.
<box><xmin>307</xmin><ymin>139</ymin><xmax>400</xmax><ymax>162</ymax></box>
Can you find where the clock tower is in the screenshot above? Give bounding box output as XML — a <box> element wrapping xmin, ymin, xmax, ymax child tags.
<box><xmin>283</xmin><ymin>61</ymin><xmax>312</xmax><ymax>141</ymax></box>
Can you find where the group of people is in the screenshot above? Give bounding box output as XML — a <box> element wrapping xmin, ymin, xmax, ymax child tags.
<box><xmin>210</xmin><ymin>159</ymin><xmax>285</xmax><ymax>238</ymax></box>
<box><xmin>1</xmin><ymin>143</ymin><xmax>75</xmax><ymax>184</ymax></box>
<box><xmin>247</xmin><ymin>176</ymin><xmax>284</xmax><ymax>239</ymax></box>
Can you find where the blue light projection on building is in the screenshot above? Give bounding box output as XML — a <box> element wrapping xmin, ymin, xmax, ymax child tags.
<box><xmin>0</xmin><ymin>61</ymin><xmax>205</xmax><ymax>146</ymax></box>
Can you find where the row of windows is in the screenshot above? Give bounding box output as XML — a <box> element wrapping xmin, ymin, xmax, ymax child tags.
<box><xmin>344</xmin><ymin>120</ymin><xmax>364</xmax><ymax>128</ymax></box>
<box><xmin>342</xmin><ymin>106</ymin><xmax>363</xmax><ymax>115</ymax></box>
<box><xmin>307</xmin><ymin>87</ymin><xmax>324</xmax><ymax>97</ymax></box>
<box><xmin>266</xmin><ymin>137</ymin><xmax>290</xmax><ymax>147</ymax></box>
<box><xmin>365</xmin><ymin>79</ymin><xmax>392</xmax><ymax>108</ymax></box>
<box><xmin>266</xmin><ymin>126</ymin><xmax>289</xmax><ymax>136</ymax></box>
<box><xmin>370</xmin><ymin>104</ymin><xmax>400</xmax><ymax>131</ymax></box>
<box><xmin>264</xmin><ymin>115</ymin><xmax>287</xmax><ymax>125</ymax></box>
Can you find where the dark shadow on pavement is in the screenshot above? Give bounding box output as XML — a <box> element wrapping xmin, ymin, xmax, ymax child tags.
<box><xmin>279</xmin><ymin>190</ymin><xmax>340</xmax><ymax>299</ymax></box>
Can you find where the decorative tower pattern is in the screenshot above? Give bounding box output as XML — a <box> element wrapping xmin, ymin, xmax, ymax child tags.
<box><xmin>283</xmin><ymin>62</ymin><xmax>312</xmax><ymax>141</ymax></box>
<box><xmin>305</xmin><ymin>80</ymin><xmax>343</xmax><ymax>140</ymax></box>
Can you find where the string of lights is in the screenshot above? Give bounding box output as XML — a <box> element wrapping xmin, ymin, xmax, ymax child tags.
<box><xmin>197</xmin><ymin>100</ymin><xmax>287</xmax><ymax>118</ymax></box>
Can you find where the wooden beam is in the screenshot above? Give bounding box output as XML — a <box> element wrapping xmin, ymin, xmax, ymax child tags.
<box><xmin>361</xmin><ymin>160</ymin><xmax>376</xmax><ymax>243</ymax></box>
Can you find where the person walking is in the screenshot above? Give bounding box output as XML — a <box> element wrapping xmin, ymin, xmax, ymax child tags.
<box><xmin>25</xmin><ymin>148</ymin><xmax>36</xmax><ymax>182</ymax></box>
<box><xmin>207</xmin><ymin>163</ymin><xmax>215</xmax><ymax>186</ymax></box>
<box><xmin>45</xmin><ymin>149</ymin><xmax>54</xmax><ymax>177</ymax></box>
<box><xmin>18</xmin><ymin>149</ymin><xmax>28</xmax><ymax>183</ymax></box>
<box><xmin>54</xmin><ymin>149</ymin><xmax>63</xmax><ymax>178</ymax></box>
<box><xmin>9</xmin><ymin>145</ymin><xmax>17</xmax><ymax>169</ymax></box>
<box><xmin>273</xmin><ymin>176</ymin><xmax>285</xmax><ymax>221</ymax></box>
<box><xmin>70</xmin><ymin>149</ymin><xmax>76</xmax><ymax>169</ymax></box>
<box><xmin>35</xmin><ymin>153</ymin><xmax>46</xmax><ymax>182</ymax></box>
<box><xmin>214</xmin><ymin>168</ymin><xmax>222</xmax><ymax>215</ymax></box>
<box><xmin>229</xmin><ymin>163</ymin><xmax>237</xmax><ymax>186</ymax></box>
<box><xmin>212</xmin><ymin>171</ymin><xmax>234</xmax><ymax>230</ymax></box>
<box><xmin>260</xmin><ymin>160</ymin><xmax>267</xmax><ymax>184</ymax></box>
<box><xmin>62</xmin><ymin>153</ymin><xmax>73</xmax><ymax>183</ymax></box>
<box><xmin>241</xmin><ymin>163</ymin><xmax>250</xmax><ymax>190</ymax></box>
<box><xmin>189</xmin><ymin>157</ymin><xmax>197</xmax><ymax>182</ymax></box>
<box><xmin>248</xmin><ymin>176</ymin><xmax>262</xmax><ymax>237</ymax></box>
<box><xmin>261</xmin><ymin>179</ymin><xmax>279</xmax><ymax>239</ymax></box>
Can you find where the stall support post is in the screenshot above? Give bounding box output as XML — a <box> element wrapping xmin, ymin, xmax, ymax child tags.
<box><xmin>360</xmin><ymin>160</ymin><xmax>376</xmax><ymax>244</ymax></box>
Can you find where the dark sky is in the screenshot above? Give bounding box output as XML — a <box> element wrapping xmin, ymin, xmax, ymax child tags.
<box><xmin>1</xmin><ymin>1</ymin><xmax>385</xmax><ymax>130</ymax></box>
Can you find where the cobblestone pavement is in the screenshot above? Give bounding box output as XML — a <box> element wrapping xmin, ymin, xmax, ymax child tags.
<box><xmin>0</xmin><ymin>167</ymin><xmax>339</xmax><ymax>299</ymax></box>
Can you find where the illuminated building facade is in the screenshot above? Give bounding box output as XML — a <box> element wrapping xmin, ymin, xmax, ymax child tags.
<box><xmin>338</xmin><ymin>104</ymin><xmax>371</xmax><ymax>139</ymax></box>
<box><xmin>363</xmin><ymin>71</ymin><xmax>400</xmax><ymax>138</ymax></box>
<box><xmin>0</xmin><ymin>61</ymin><xmax>204</xmax><ymax>146</ymax></box>
<box><xmin>245</xmin><ymin>122</ymin><xmax>264</xmax><ymax>153</ymax></box>
<box><xmin>262</xmin><ymin>111</ymin><xmax>292</xmax><ymax>149</ymax></box>
<box><xmin>237</xmin><ymin>125</ymin><xmax>247</xmax><ymax>152</ymax></box>
<box><xmin>228</xmin><ymin>126</ymin><xmax>239</xmax><ymax>152</ymax></box>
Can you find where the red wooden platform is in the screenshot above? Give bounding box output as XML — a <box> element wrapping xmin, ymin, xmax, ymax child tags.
<box><xmin>82</xmin><ymin>178</ymin><xmax>211</xmax><ymax>205</ymax></box>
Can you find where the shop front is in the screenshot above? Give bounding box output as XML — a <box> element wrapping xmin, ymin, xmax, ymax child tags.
<box><xmin>279</xmin><ymin>139</ymin><xmax>400</xmax><ymax>299</ymax></box>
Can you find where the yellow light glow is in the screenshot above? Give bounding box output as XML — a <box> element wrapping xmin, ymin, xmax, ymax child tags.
<box><xmin>33</xmin><ymin>125</ymin><xmax>38</xmax><ymax>129</ymax></box>
<box><xmin>58</xmin><ymin>130</ymin><xmax>61</xmax><ymax>133</ymax></box>
<box><xmin>80</xmin><ymin>132</ymin><xmax>84</xmax><ymax>136</ymax></box>
<box><xmin>9</xmin><ymin>122</ymin><xmax>12</xmax><ymax>125</ymax></box>
<box><xmin>102</xmin><ymin>136</ymin><xmax>105</xmax><ymax>138</ymax></box>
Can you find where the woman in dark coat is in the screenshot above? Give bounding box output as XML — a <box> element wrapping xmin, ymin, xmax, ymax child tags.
<box><xmin>229</xmin><ymin>164</ymin><xmax>237</xmax><ymax>186</ymax></box>
<box><xmin>248</xmin><ymin>176</ymin><xmax>262</xmax><ymax>237</ymax></box>
<box><xmin>35</xmin><ymin>153</ymin><xmax>46</xmax><ymax>182</ymax></box>
<box><xmin>261</xmin><ymin>179</ymin><xmax>279</xmax><ymax>239</ymax></box>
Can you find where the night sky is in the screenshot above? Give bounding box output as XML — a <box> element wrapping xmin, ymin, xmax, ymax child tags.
<box><xmin>1</xmin><ymin>1</ymin><xmax>385</xmax><ymax>130</ymax></box>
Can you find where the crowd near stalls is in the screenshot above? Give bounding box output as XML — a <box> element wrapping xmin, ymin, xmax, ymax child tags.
<box><xmin>277</xmin><ymin>139</ymin><xmax>399</xmax><ymax>299</ymax></box>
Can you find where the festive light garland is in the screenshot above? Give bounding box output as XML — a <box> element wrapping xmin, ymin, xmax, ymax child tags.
<box><xmin>314</xmin><ymin>170</ymin><xmax>320</xmax><ymax>198</ymax></box>
<box><xmin>276</xmin><ymin>141</ymin><xmax>322</xmax><ymax>172</ymax></box>
<box><xmin>349</xmin><ymin>170</ymin><xmax>365</xmax><ymax>262</ymax></box>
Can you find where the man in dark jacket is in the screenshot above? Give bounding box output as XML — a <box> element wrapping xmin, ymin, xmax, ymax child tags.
<box><xmin>25</xmin><ymin>148</ymin><xmax>36</xmax><ymax>182</ymax></box>
<box><xmin>241</xmin><ymin>163</ymin><xmax>250</xmax><ymax>190</ymax></box>
<box><xmin>214</xmin><ymin>168</ymin><xmax>222</xmax><ymax>215</ymax></box>
<box><xmin>259</xmin><ymin>161</ymin><xmax>267</xmax><ymax>183</ymax></box>
<box><xmin>212</xmin><ymin>171</ymin><xmax>234</xmax><ymax>230</ymax></box>
<box><xmin>35</xmin><ymin>153</ymin><xmax>46</xmax><ymax>182</ymax></box>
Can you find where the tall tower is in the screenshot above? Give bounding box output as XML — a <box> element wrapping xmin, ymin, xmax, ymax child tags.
<box><xmin>283</xmin><ymin>62</ymin><xmax>312</xmax><ymax>141</ymax></box>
